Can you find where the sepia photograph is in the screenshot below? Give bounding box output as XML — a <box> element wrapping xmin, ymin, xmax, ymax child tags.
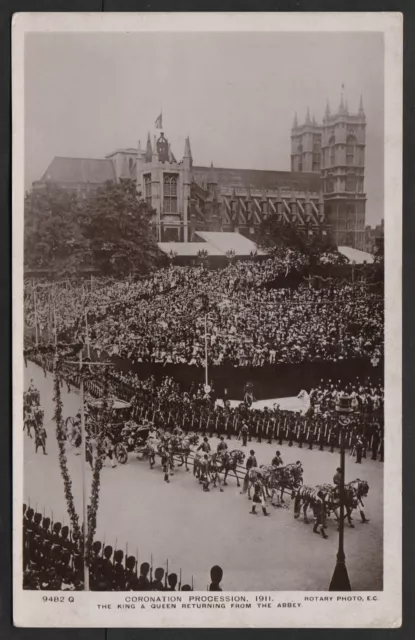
<box><xmin>13</xmin><ymin>13</ymin><xmax>402</xmax><ymax>628</ymax></box>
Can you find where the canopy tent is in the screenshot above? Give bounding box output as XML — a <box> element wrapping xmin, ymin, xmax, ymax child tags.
<box><xmin>337</xmin><ymin>246</ymin><xmax>374</xmax><ymax>264</ymax></box>
<box><xmin>158</xmin><ymin>231</ymin><xmax>264</xmax><ymax>258</ymax></box>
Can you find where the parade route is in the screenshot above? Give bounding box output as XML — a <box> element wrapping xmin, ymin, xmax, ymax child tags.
<box><xmin>23</xmin><ymin>362</ymin><xmax>383</xmax><ymax>591</ymax></box>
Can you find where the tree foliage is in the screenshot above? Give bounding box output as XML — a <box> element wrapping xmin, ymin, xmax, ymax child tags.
<box><xmin>24</xmin><ymin>180</ymin><xmax>160</xmax><ymax>277</ymax></box>
<box><xmin>255</xmin><ymin>215</ymin><xmax>336</xmax><ymax>257</ymax></box>
<box><xmin>24</xmin><ymin>186</ymin><xmax>84</xmax><ymax>274</ymax></box>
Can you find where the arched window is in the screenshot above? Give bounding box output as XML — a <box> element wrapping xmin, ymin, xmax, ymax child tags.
<box><xmin>143</xmin><ymin>174</ymin><xmax>151</xmax><ymax>206</ymax></box>
<box><xmin>312</xmin><ymin>135</ymin><xmax>321</xmax><ymax>171</ymax></box>
<box><xmin>164</xmin><ymin>174</ymin><xmax>178</xmax><ymax>213</ymax></box>
<box><xmin>346</xmin><ymin>135</ymin><xmax>356</xmax><ymax>165</ymax></box>
<box><xmin>329</xmin><ymin>135</ymin><xmax>335</xmax><ymax>167</ymax></box>
<box><xmin>129</xmin><ymin>158</ymin><xmax>133</xmax><ymax>173</ymax></box>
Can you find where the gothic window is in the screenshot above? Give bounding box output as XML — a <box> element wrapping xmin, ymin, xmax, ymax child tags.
<box><xmin>328</xmin><ymin>135</ymin><xmax>336</xmax><ymax>167</ymax></box>
<box><xmin>297</xmin><ymin>143</ymin><xmax>303</xmax><ymax>153</ymax></box>
<box><xmin>298</xmin><ymin>161</ymin><xmax>303</xmax><ymax>172</ymax></box>
<box><xmin>327</xmin><ymin>179</ymin><xmax>335</xmax><ymax>193</ymax></box>
<box><xmin>346</xmin><ymin>135</ymin><xmax>356</xmax><ymax>165</ymax></box>
<box><xmin>129</xmin><ymin>158</ymin><xmax>133</xmax><ymax>173</ymax></box>
<box><xmin>311</xmin><ymin>136</ymin><xmax>320</xmax><ymax>171</ymax></box>
<box><xmin>164</xmin><ymin>174</ymin><xmax>178</xmax><ymax>213</ymax></box>
<box><xmin>144</xmin><ymin>174</ymin><xmax>151</xmax><ymax>207</ymax></box>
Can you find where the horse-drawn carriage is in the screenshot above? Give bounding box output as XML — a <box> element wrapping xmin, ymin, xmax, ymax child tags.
<box><xmin>64</xmin><ymin>397</ymin><xmax>144</xmax><ymax>464</ymax></box>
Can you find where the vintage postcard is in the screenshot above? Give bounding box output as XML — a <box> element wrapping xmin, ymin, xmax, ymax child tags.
<box><xmin>12</xmin><ymin>12</ymin><xmax>402</xmax><ymax>627</ymax></box>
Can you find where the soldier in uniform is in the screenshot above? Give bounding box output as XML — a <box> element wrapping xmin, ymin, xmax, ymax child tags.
<box><xmin>136</xmin><ymin>562</ymin><xmax>151</xmax><ymax>590</ymax></box>
<box><xmin>217</xmin><ymin>436</ymin><xmax>228</xmax><ymax>454</ymax></box>
<box><xmin>200</xmin><ymin>454</ymin><xmax>211</xmax><ymax>492</ymax></box>
<box><xmin>35</xmin><ymin>424</ymin><xmax>48</xmax><ymax>455</ymax></box>
<box><xmin>318</xmin><ymin>422</ymin><xmax>325</xmax><ymax>451</ymax></box>
<box><xmin>161</xmin><ymin>445</ymin><xmax>172</xmax><ymax>483</ymax></box>
<box><xmin>333</xmin><ymin>467</ymin><xmax>342</xmax><ymax>487</ymax></box>
<box><xmin>197</xmin><ymin>436</ymin><xmax>211</xmax><ymax>454</ymax></box>
<box><xmin>125</xmin><ymin>555</ymin><xmax>139</xmax><ymax>590</ymax></box>
<box><xmin>313</xmin><ymin>489</ymin><xmax>328</xmax><ymax>539</ymax></box>
<box><xmin>112</xmin><ymin>549</ymin><xmax>126</xmax><ymax>591</ymax></box>
<box><xmin>209</xmin><ymin>565</ymin><xmax>223</xmax><ymax>591</ymax></box>
<box><xmin>355</xmin><ymin>434</ymin><xmax>363</xmax><ymax>463</ymax></box>
<box><xmin>308</xmin><ymin>425</ymin><xmax>315</xmax><ymax>450</ymax></box>
<box><xmin>166</xmin><ymin>573</ymin><xmax>178</xmax><ymax>591</ymax></box>
<box><xmin>298</xmin><ymin>421</ymin><xmax>305</xmax><ymax>448</ymax></box>
<box><xmin>150</xmin><ymin>567</ymin><xmax>165</xmax><ymax>591</ymax></box>
<box><xmin>101</xmin><ymin>545</ymin><xmax>114</xmax><ymax>589</ymax></box>
<box><xmin>239</xmin><ymin>422</ymin><xmax>249</xmax><ymax>447</ymax></box>
<box><xmin>328</xmin><ymin>427</ymin><xmax>336</xmax><ymax>453</ymax></box>
<box><xmin>271</xmin><ymin>450</ymin><xmax>283</xmax><ymax>467</ymax></box>
<box><xmin>246</xmin><ymin>449</ymin><xmax>257</xmax><ymax>472</ymax></box>
<box><xmin>250</xmin><ymin>478</ymin><xmax>270</xmax><ymax>516</ymax></box>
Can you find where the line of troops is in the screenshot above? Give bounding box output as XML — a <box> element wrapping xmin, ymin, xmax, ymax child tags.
<box><xmin>23</xmin><ymin>505</ymin><xmax>224</xmax><ymax>591</ymax></box>
<box><xmin>128</xmin><ymin>395</ymin><xmax>384</xmax><ymax>462</ymax></box>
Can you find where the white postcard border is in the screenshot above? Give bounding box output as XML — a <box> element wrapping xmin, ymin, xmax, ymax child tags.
<box><xmin>12</xmin><ymin>11</ymin><xmax>402</xmax><ymax>628</ymax></box>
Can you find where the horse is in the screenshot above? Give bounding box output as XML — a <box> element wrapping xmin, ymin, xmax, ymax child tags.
<box><xmin>269</xmin><ymin>463</ymin><xmax>303</xmax><ymax>506</ymax></box>
<box><xmin>170</xmin><ymin>433</ymin><xmax>199</xmax><ymax>471</ymax></box>
<box><xmin>326</xmin><ymin>479</ymin><xmax>370</xmax><ymax>526</ymax></box>
<box><xmin>219</xmin><ymin>449</ymin><xmax>245</xmax><ymax>488</ymax></box>
<box><xmin>293</xmin><ymin>485</ymin><xmax>329</xmax><ymax>537</ymax></box>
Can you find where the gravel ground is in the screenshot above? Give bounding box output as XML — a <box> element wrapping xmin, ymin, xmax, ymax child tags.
<box><xmin>23</xmin><ymin>362</ymin><xmax>383</xmax><ymax>591</ymax></box>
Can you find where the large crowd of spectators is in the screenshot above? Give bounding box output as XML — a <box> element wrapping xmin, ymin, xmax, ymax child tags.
<box><xmin>24</xmin><ymin>255</ymin><xmax>383</xmax><ymax>368</ymax></box>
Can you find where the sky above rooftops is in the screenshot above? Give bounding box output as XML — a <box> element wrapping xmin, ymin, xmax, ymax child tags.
<box><xmin>25</xmin><ymin>31</ymin><xmax>383</xmax><ymax>225</ymax></box>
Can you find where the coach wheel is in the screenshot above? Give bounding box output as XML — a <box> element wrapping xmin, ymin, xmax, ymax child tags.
<box><xmin>115</xmin><ymin>443</ymin><xmax>128</xmax><ymax>465</ymax></box>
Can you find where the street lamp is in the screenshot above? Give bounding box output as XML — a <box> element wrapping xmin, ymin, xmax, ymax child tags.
<box><xmin>329</xmin><ymin>408</ymin><xmax>352</xmax><ymax>591</ymax></box>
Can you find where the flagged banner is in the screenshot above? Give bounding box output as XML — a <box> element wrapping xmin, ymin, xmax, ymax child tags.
<box><xmin>155</xmin><ymin>112</ymin><xmax>163</xmax><ymax>129</ymax></box>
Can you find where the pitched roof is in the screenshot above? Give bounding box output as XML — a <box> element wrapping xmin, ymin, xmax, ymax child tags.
<box><xmin>40</xmin><ymin>157</ymin><xmax>116</xmax><ymax>185</ymax></box>
<box><xmin>195</xmin><ymin>231</ymin><xmax>266</xmax><ymax>256</ymax></box>
<box><xmin>192</xmin><ymin>166</ymin><xmax>321</xmax><ymax>193</ymax></box>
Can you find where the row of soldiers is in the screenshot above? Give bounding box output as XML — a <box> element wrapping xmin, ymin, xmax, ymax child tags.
<box><xmin>127</xmin><ymin>393</ymin><xmax>384</xmax><ymax>461</ymax></box>
<box><xmin>23</xmin><ymin>504</ymin><xmax>223</xmax><ymax>591</ymax></box>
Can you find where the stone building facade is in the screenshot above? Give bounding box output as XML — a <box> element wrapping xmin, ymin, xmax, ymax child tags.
<box><xmin>34</xmin><ymin>94</ymin><xmax>367</xmax><ymax>248</ymax></box>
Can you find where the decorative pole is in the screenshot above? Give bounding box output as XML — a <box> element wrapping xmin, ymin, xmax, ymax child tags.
<box><xmin>53</xmin><ymin>305</ymin><xmax>57</xmax><ymax>346</ymax></box>
<box><xmin>79</xmin><ymin>349</ymin><xmax>90</xmax><ymax>591</ymax></box>
<box><xmin>85</xmin><ymin>310</ymin><xmax>91</xmax><ymax>359</ymax></box>
<box><xmin>33</xmin><ymin>285</ymin><xmax>39</xmax><ymax>346</ymax></box>
<box><xmin>204</xmin><ymin>313</ymin><xmax>209</xmax><ymax>389</ymax></box>
<box><xmin>329</xmin><ymin>422</ymin><xmax>352</xmax><ymax>591</ymax></box>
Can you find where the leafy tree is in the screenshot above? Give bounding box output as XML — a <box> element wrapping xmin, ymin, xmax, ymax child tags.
<box><xmin>256</xmin><ymin>215</ymin><xmax>336</xmax><ymax>257</ymax></box>
<box><xmin>24</xmin><ymin>185</ymin><xmax>84</xmax><ymax>275</ymax></box>
<box><xmin>24</xmin><ymin>179</ymin><xmax>160</xmax><ymax>277</ymax></box>
<box><xmin>79</xmin><ymin>179</ymin><xmax>159</xmax><ymax>277</ymax></box>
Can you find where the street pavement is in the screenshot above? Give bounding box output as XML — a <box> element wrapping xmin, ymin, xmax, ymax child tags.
<box><xmin>23</xmin><ymin>361</ymin><xmax>383</xmax><ymax>591</ymax></box>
